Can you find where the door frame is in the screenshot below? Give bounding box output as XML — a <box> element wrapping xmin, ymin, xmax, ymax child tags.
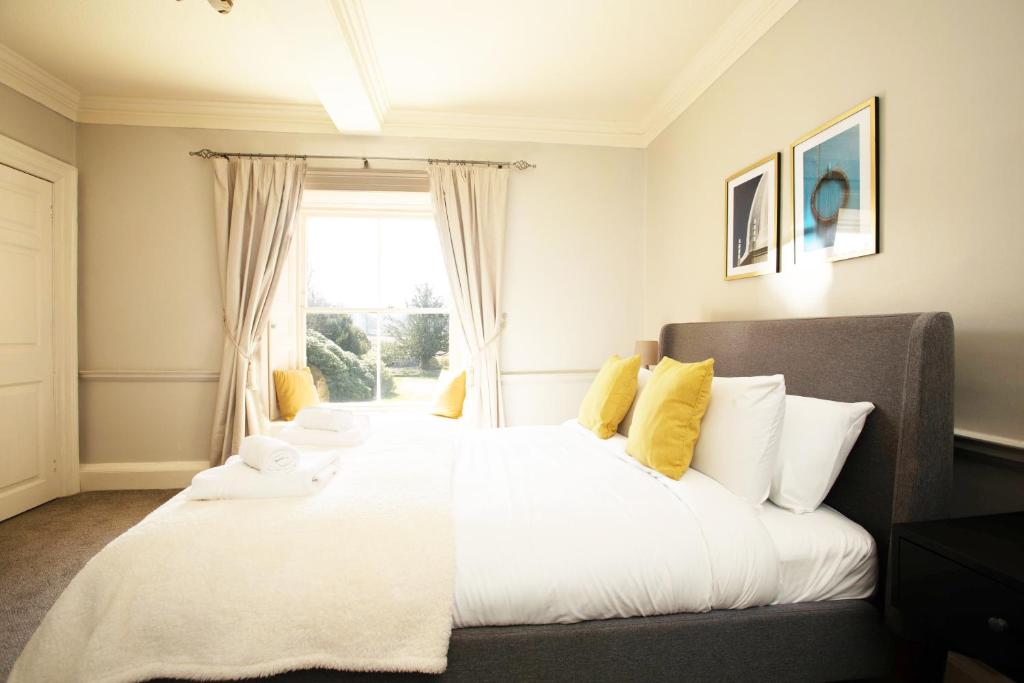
<box><xmin>0</xmin><ymin>132</ymin><xmax>79</xmax><ymax>497</ymax></box>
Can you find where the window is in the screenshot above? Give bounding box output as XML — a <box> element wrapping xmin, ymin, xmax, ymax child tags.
<box><xmin>299</xmin><ymin>191</ymin><xmax>458</xmax><ymax>405</ymax></box>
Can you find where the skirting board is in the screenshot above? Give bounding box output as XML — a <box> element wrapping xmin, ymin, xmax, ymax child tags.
<box><xmin>80</xmin><ymin>460</ymin><xmax>207</xmax><ymax>491</ymax></box>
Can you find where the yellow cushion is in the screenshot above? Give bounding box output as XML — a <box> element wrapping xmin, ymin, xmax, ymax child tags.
<box><xmin>578</xmin><ymin>354</ymin><xmax>642</xmax><ymax>439</ymax></box>
<box><xmin>431</xmin><ymin>370</ymin><xmax>467</xmax><ymax>419</ymax></box>
<box><xmin>625</xmin><ymin>357</ymin><xmax>714</xmax><ymax>480</ymax></box>
<box><xmin>273</xmin><ymin>367</ymin><xmax>320</xmax><ymax>421</ymax></box>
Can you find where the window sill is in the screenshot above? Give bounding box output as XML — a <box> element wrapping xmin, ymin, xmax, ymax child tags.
<box><xmin>267</xmin><ymin>403</ymin><xmax>434</xmax><ymax>432</ymax></box>
<box><xmin>323</xmin><ymin>401</ymin><xmax>432</xmax><ymax>412</ymax></box>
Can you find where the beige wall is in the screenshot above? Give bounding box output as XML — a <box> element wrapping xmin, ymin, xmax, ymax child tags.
<box><xmin>0</xmin><ymin>82</ymin><xmax>75</xmax><ymax>164</ymax></box>
<box><xmin>643</xmin><ymin>0</ymin><xmax>1024</xmax><ymax>443</ymax></box>
<box><xmin>34</xmin><ymin>0</ymin><xmax>1024</xmax><ymax>466</ymax></box>
<box><xmin>76</xmin><ymin>124</ymin><xmax>645</xmax><ymax>463</ymax></box>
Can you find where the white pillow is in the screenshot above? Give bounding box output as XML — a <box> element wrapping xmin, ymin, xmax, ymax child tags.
<box><xmin>617</xmin><ymin>367</ymin><xmax>652</xmax><ymax>436</ymax></box>
<box><xmin>770</xmin><ymin>395</ymin><xmax>874</xmax><ymax>513</ymax></box>
<box><xmin>690</xmin><ymin>375</ymin><xmax>786</xmax><ymax>505</ymax></box>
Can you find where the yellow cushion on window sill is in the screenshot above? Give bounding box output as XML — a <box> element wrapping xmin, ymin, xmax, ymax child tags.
<box><xmin>431</xmin><ymin>370</ymin><xmax>467</xmax><ymax>419</ymax></box>
<box><xmin>274</xmin><ymin>367</ymin><xmax>320</xmax><ymax>421</ymax></box>
<box><xmin>625</xmin><ymin>356</ymin><xmax>714</xmax><ymax>480</ymax></box>
<box><xmin>578</xmin><ymin>354</ymin><xmax>642</xmax><ymax>439</ymax></box>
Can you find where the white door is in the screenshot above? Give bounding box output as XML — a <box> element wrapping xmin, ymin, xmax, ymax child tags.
<box><xmin>0</xmin><ymin>162</ymin><xmax>59</xmax><ymax>521</ymax></box>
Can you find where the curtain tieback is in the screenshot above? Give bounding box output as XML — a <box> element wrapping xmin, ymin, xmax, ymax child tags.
<box><xmin>222</xmin><ymin>313</ymin><xmax>256</xmax><ymax>390</ymax></box>
<box><xmin>474</xmin><ymin>312</ymin><xmax>507</xmax><ymax>355</ymax></box>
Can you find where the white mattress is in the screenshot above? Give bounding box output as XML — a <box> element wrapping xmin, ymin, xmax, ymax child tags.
<box><xmin>758</xmin><ymin>501</ymin><xmax>877</xmax><ymax>604</ymax></box>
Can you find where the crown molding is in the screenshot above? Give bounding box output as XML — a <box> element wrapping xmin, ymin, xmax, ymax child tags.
<box><xmin>73</xmin><ymin>98</ymin><xmax>646</xmax><ymax>147</ymax></box>
<box><xmin>77</xmin><ymin>96</ymin><xmax>337</xmax><ymax>134</ymax></box>
<box><xmin>640</xmin><ymin>0</ymin><xmax>800</xmax><ymax>145</ymax></box>
<box><xmin>383</xmin><ymin>109</ymin><xmax>646</xmax><ymax>148</ymax></box>
<box><xmin>0</xmin><ymin>0</ymin><xmax>798</xmax><ymax>147</ymax></box>
<box><xmin>0</xmin><ymin>43</ymin><xmax>80</xmax><ymax>120</ymax></box>
<box><xmin>332</xmin><ymin>0</ymin><xmax>391</xmax><ymax>121</ymax></box>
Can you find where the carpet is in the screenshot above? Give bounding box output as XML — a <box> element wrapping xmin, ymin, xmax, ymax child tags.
<box><xmin>0</xmin><ymin>490</ymin><xmax>176</xmax><ymax>679</ymax></box>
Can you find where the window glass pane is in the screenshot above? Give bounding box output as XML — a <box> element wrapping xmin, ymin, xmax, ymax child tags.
<box><xmin>306</xmin><ymin>216</ymin><xmax>379</xmax><ymax>308</ymax></box>
<box><xmin>305</xmin><ymin>312</ymin><xmax>378</xmax><ymax>403</ymax></box>
<box><xmin>381</xmin><ymin>312</ymin><xmax>450</xmax><ymax>403</ymax></box>
<box><xmin>379</xmin><ymin>218</ymin><xmax>450</xmax><ymax>308</ymax></box>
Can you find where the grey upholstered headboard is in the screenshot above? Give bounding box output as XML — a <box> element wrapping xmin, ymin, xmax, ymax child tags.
<box><xmin>660</xmin><ymin>312</ymin><xmax>954</xmax><ymax>593</ymax></box>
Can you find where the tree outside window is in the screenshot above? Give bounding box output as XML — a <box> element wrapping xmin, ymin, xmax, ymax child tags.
<box><xmin>301</xmin><ymin>209</ymin><xmax>456</xmax><ymax>404</ymax></box>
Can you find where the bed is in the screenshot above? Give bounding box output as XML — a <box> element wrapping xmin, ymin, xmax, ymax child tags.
<box><xmin>14</xmin><ymin>312</ymin><xmax>954</xmax><ymax>682</ymax></box>
<box><xmin>428</xmin><ymin>312</ymin><xmax>953</xmax><ymax>683</ymax></box>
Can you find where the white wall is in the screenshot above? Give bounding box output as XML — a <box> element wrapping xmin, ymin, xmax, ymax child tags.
<box><xmin>643</xmin><ymin>0</ymin><xmax>1024</xmax><ymax>444</ymax></box>
<box><xmin>76</xmin><ymin>124</ymin><xmax>645</xmax><ymax>464</ymax></box>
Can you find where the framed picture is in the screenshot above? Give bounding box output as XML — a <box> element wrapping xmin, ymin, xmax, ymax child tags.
<box><xmin>725</xmin><ymin>152</ymin><xmax>780</xmax><ymax>280</ymax></box>
<box><xmin>792</xmin><ymin>97</ymin><xmax>878</xmax><ymax>264</ymax></box>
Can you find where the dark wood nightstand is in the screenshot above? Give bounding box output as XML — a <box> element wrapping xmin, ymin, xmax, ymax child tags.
<box><xmin>888</xmin><ymin>513</ymin><xmax>1024</xmax><ymax>680</ymax></box>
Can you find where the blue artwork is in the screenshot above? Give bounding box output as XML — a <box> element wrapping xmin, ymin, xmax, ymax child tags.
<box><xmin>802</xmin><ymin>124</ymin><xmax>860</xmax><ymax>251</ymax></box>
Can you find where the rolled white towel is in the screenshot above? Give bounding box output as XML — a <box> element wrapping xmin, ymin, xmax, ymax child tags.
<box><xmin>294</xmin><ymin>406</ymin><xmax>354</xmax><ymax>432</ymax></box>
<box><xmin>188</xmin><ymin>453</ymin><xmax>338</xmax><ymax>501</ymax></box>
<box><xmin>278</xmin><ymin>414</ymin><xmax>370</xmax><ymax>448</ymax></box>
<box><xmin>239</xmin><ymin>435</ymin><xmax>299</xmax><ymax>473</ymax></box>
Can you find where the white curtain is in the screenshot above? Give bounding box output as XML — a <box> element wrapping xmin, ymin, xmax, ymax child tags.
<box><xmin>428</xmin><ymin>163</ymin><xmax>510</xmax><ymax>428</ymax></box>
<box><xmin>210</xmin><ymin>157</ymin><xmax>306</xmax><ymax>465</ymax></box>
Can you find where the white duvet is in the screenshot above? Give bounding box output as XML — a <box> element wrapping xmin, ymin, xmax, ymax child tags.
<box><xmin>13</xmin><ymin>416</ymin><xmax>862</xmax><ymax>682</ymax></box>
<box><xmin>452</xmin><ymin>423</ymin><xmax>780</xmax><ymax>626</ymax></box>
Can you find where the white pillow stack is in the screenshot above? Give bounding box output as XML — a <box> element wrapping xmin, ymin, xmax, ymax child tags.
<box><xmin>614</xmin><ymin>366</ymin><xmax>875</xmax><ymax>513</ymax></box>
<box><xmin>770</xmin><ymin>395</ymin><xmax>874</xmax><ymax>513</ymax></box>
<box><xmin>690</xmin><ymin>375</ymin><xmax>787</xmax><ymax>505</ymax></box>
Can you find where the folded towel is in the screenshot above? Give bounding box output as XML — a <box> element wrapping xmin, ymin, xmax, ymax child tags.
<box><xmin>188</xmin><ymin>452</ymin><xmax>338</xmax><ymax>500</ymax></box>
<box><xmin>278</xmin><ymin>414</ymin><xmax>371</xmax><ymax>448</ymax></box>
<box><xmin>294</xmin><ymin>406</ymin><xmax>354</xmax><ymax>432</ymax></box>
<box><xmin>239</xmin><ymin>435</ymin><xmax>300</xmax><ymax>473</ymax></box>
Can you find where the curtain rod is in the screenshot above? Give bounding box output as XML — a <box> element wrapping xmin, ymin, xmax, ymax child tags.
<box><xmin>188</xmin><ymin>148</ymin><xmax>535</xmax><ymax>170</ymax></box>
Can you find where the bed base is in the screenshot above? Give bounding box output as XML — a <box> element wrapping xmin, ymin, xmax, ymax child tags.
<box><xmin>156</xmin><ymin>600</ymin><xmax>891</xmax><ymax>683</ymax></box>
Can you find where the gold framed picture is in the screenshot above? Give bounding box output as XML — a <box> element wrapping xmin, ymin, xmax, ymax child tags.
<box><xmin>792</xmin><ymin>97</ymin><xmax>878</xmax><ymax>265</ymax></box>
<box><xmin>725</xmin><ymin>152</ymin><xmax>780</xmax><ymax>280</ymax></box>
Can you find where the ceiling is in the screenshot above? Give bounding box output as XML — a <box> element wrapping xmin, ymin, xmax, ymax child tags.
<box><xmin>362</xmin><ymin>0</ymin><xmax>740</xmax><ymax>123</ymax></box>
<box><xmin>0</xmin><ymin>0</ymin><xmax>798</xmax><ymax>147</ymax></box>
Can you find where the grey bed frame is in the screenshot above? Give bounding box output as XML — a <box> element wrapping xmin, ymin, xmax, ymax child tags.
<box><xmin>159</xmin><ymin>313</ymin><xmax>955</xmax><ymax>683</ymax></box>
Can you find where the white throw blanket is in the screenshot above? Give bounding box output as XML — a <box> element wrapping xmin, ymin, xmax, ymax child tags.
<box><xmin>10</xmin><ymin>444</ymin><xmax>456</xmax><ymax>682</ymax></box>
<box><xmin>188</xmin><ymin>453</ymin><xmax>337</xmax><ymax>500</ymax></box>
<box><xmin>238</xmin><ymin>434</ymin><xmax>299</xmax><ymax>472</ymax></box>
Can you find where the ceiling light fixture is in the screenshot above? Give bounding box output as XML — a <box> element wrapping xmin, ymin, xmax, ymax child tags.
<box><xmin>207</xmin><ymin>0</ymin><xmax>234</xmax><ymax>14</ymax></box>
<box><xmin>175</xmin><ymin>0</ymin><xmax>234</xmax><ymax>15</ymax></box>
